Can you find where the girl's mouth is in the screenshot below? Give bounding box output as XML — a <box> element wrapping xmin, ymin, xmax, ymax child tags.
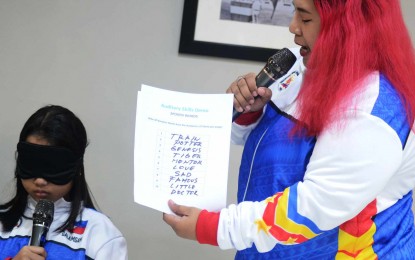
<box><xmin>34</xmin><ymin>190</ymin><xmax>48</xmax><ymax>198</ymax></box>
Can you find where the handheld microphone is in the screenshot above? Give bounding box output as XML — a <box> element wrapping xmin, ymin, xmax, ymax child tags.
<box><xmin>232</xmin><ymin>48</ymin><xmax>297</xmax><ymax>121</ymax></box>
<box><xmin>29</xmin><ymin>199</ymin><xmax>54</xmax><ymax>247</ymax></box>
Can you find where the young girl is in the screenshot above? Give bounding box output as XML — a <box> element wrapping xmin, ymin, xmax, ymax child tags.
<box><xmin>164</xmin><ymin>0</ymin><xmax>415</xmax><ymax>259</ymax></box>
<box><xmin>0</xmin><ymin>105</ymin><xmax>128</xmax><ymax>259</ymax></box>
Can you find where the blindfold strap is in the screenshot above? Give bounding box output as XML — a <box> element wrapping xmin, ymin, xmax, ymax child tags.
<box><xmin>16</xmin><ymin>142</ymin><xmax>83</xmax><ymax>185</ymax></box>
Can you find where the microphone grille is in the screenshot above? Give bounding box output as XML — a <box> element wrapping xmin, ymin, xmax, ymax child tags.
<box><xmin>33</xmin><ymin>199</ymin><xmax>54</xmax><ymax>227</ymax></box>
<box><xmin>268</xmin><ymin>48</ymin><xmax>297</xmax><ymax>76</ymax></box>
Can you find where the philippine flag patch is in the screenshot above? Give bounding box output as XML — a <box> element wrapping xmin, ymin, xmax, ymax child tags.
<box><xmin>279</xmin><ymin>71</ymin><xmax>299</xmax><ymax>91</ymax></box>
<box><xmin>71</xmin><ymin>220</ymin><xmax>88</xmax><ymax>235</ymax></box>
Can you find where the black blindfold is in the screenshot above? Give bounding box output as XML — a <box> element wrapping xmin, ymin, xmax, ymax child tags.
<box><xmin>16</xmin><ymin>142</ymin><xmax>83</xmax><ymax>185</ymax></box>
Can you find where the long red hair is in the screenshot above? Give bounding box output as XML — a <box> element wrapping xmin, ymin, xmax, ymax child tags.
<box><xmin>296</xmin><ymin>0</ymin><xmax>415</xmax><ymax>136</ymax></box>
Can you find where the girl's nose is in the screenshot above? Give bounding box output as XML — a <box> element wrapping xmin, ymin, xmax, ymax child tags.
<box><xmin>33</xmin><ymin>178</ymin><xmax>48</xmax><ymax>186</ymax></box>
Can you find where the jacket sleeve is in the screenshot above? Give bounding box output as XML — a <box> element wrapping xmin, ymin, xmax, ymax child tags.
<box><xmin>95</xmin><ymin>236</ymin><xmax>128</xmax><ymax>260</ymax></box>
<box><xmin>231</xmin><ymin>110</ymin><xmax>263</xmax><ymax>145</ymax></box>
<box><xmin>197</xmin><ymin>110</ymin><xmax>404</xmax><ymax>252</ymax></box>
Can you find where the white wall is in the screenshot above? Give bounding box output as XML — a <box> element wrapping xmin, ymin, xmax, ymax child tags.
<box><xmin>403</xmin><ymin>0</ymin><xmax>415</xmax><ymax>215</ymax></box>
<box><xmin>0</xmin><ymin>1</ymin><xmax>413</xmax><ymax>259</ymax></box>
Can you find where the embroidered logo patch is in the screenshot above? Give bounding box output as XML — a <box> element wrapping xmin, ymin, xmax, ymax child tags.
<box><xmin>279</xmin><ymin>71</ymin><xmax>299</xmax><ymax>91</ymax></box>
<box><xmin>61</xmin><ymin>220</ymin><xmax>87</xmax><ymax>243</ymax></box>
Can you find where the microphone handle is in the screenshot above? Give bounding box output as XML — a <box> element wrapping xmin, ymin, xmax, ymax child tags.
<box><xmin>232</xmin><ymin>72</ymin><xmax>273</xmax><ymax>122</ymax></box>
<box><xmin>29</xmin><ymin>224</ymin><xmax>48</xmax><ymax>247</ymax></box>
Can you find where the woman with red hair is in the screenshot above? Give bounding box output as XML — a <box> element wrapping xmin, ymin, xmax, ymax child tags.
<box><xmin>164</xmin><ymin>0</ymin><xmax>415</xmax><ymax>258</ymax></box>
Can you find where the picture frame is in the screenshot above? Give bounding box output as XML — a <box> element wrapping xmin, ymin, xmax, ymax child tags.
<box><xmin>179</xmin><ymin>0</ymin><xmax>294</xmax><ymax>62</ymax></box>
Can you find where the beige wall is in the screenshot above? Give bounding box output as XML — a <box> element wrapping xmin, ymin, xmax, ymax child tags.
<box><xmin>0</xmin><ymin>1</ymin><xmax>413</xmax><ymax>259</ymax></box>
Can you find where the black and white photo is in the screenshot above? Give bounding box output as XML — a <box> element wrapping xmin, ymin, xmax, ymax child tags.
<box><xmin>220</xmin><ymin>0</ymin><xmax>294</xmax><ymax>26</ymax></box>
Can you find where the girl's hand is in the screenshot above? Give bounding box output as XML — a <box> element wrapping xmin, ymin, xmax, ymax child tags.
<box><xmin>163</xmin><ymin>200</ymin><xmax>201</xmax><ymax>240</ymax></box>
<box><xmin>13</xmin><ymin>245</ymin><xmax>46</xmax><ymax>260</ymax></box>
<box><xmin>226</xmin><ymin>72</ymin><xmax>272</xmax><ymax>114</ymax></box>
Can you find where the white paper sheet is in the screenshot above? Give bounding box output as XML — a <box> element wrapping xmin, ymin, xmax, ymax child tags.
<box><xmin>134</xmin><ymin>84</ymin><xmax>233</xmax><ymax>214</ymax></box>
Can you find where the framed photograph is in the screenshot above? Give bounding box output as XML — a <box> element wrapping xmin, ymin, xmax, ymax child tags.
<box><xmin>179</xmin><ymin>0</ymin><xmax>294</xmax><ymax>62</ymax></box>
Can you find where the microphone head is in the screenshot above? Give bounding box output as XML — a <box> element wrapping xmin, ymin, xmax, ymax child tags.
<box><xmin>256</xmin><ymin>48</ymin><xmax>297</xmax><ymax>87</ymax></box>
<box><xmin>266</xmin><ymin>48</ymin><xmax>297</xmax><ymax>78</ymax></box>
<box><xmin>33</xmin><ymin>199</ymin><xmax>54</xmax><ymax>229</ymax></box>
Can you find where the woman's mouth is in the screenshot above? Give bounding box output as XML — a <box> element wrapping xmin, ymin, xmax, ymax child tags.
<box><xmin>300</xmin><ymin>46</ymin><xmax>310</xmax><ymax>57</ymax></box>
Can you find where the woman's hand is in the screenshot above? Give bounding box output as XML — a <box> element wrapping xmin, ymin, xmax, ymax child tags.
<box><xmin>163</xmin><ymin>200</ymin><xmax>201</xmax><ymax>241</ymax></box>
<box><xmin>13</xmin><ymin>246</ymin><xmax>46</xmax><ymax>260</ymax></box>
<box><xmin>226</xmin><ymin>72</ymin><xmax>272</xmax><ymax>114</ymax></box>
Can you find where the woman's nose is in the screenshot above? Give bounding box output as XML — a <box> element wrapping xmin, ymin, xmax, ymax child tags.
<box><xmin>289</xmin><ymin>17</ymin><xmax>301</xmax><ymax>35</ymax></box>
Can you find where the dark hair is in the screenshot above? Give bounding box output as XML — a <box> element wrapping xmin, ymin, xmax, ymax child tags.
<box><xmin>0</xmin><ymin>105</ymin><xmax>97</xmax><ymax>233</ymax></box>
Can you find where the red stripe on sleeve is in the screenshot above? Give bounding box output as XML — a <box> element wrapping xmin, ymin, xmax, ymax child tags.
<box><xmin>234</xmin><ymin>110</ymin><xmax>263</xmax><ymax>125</ymax></box>
<box><xmin>339</xmin><ymin>200</ymin><xmax>377</xmax><ymax>236</ymax></box>
<box><xmin>196</xmin><ymin>210</ymin><xmax>220</xmax><ymax>246</ymax></box>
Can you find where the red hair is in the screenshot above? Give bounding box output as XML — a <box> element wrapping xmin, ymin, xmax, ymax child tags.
<box><xmin>295</xmin><ymin>0</ymin><xmax>415</xmax><ymax>136</ymax></box>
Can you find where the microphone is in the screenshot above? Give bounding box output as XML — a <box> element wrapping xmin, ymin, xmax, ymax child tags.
<box><xmin>232</xmin><ymin>48</ymin><xmax>297</xmax><ymax>121</ymax></box>
<box><xmin>29</xmin><ymin>199</ymin><xmax>54</xmax><ymax>247</ymax></box>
